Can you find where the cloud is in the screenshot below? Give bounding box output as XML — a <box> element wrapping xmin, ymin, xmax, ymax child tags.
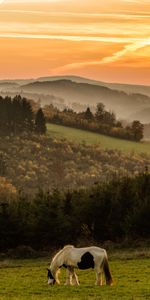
<box><xmin>100</xmin><ymin>39</ymin><xmax>150</xmax><ymax>64</ymax></box>
<box><xmin>51</xmin><ymin>38</ymin><xmax>150</xmax><ymax>73</ymax></box>
<box><xmin>0</xmin><ymin>30</ymin><xmax>142</xmax><ymax>43</ymax></box>
<box><xmin>122</xmin><ymin>0</ymin><xmax>141</xmax><ymax>3</ymax></box>
<box><xmin>4</xmin><ymin>0</ymin><xmax>63</xmax><ymax>2</ymax></box>
<box><xmin>122</xmin><ymin>0</ymin><xmax>149</xmax><ymax>2</ymax></box>
<box><xmin>1</xmin><ymin>9</ymin><xmax>150</xmax><ymax>18</ymax></box>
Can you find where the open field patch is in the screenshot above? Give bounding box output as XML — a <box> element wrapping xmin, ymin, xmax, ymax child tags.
<box><xmin>0</xmin><ymin>255</ymin><xmax>149</xmax><ymax>300</ymax></box>
<box><xmin>47</xmin><ymin>124</ymin><xmax>150</xmax><ymax>155</ymax></box>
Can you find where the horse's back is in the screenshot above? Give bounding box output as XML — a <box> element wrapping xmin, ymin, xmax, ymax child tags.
<box><xmin>74</xmin><ymin>246</ymin><xmax>106</xmax><ymax>256</ymax></box>
<box><xmin>63</xmin><ymin>246</ymin><xmax>106</xmax><ymax>268</ymax></box>
<box><xmin>67</xmin><ymin>246</ymin><xmax>106</xmax><ymax>257</ymax></box>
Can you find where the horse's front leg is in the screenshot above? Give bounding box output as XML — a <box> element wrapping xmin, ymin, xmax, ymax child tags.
<box><xmin>65</xmin><ymin>268</ymin><xmax>72</xmax><ymax>285</ymax></box>
<box><xmin>71</xmin><ymin>269</ymin><xmax>80</xmax><ymax>286</ymax></box>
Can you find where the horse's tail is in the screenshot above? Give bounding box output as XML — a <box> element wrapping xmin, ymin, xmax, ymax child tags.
<box><xmin>103</xmin><ymin>253</ymin><xmax>113</xmax><ymax>286</ymax></box>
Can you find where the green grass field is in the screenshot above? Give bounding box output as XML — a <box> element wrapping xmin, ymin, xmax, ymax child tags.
<box><xmin>47</xmin><ymin>124</ymin><xmax>150</xmax><ymax>155</ymax></box>
<box><xmin>0</xmin><ymin>255</ymin><xmax>149</xmax><ymax>300</ymax></box>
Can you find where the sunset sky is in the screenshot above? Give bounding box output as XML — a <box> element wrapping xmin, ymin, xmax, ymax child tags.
<box><xmin>0</xmin><ymin>0</ymin><xmax>150</xmax><ymax>84</ymax></box>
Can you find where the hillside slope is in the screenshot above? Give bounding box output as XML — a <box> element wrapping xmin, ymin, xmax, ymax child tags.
<box><xmin>0</xmin><ymin>132</ymin><xmax>149</xmax><ymax>194</ymax></box>
<box><xmin>21</xmin><ymin>80</ymin><xmax>150</xmax><ymax>121</ymax></box>
<box><xmin>47</xmin><ymin>123</ymin><xmax>150</xmax><ymax>155</ymax></box>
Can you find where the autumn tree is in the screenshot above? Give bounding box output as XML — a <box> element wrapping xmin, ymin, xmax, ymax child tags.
<box><xmin>21</xmin><ymin>97</ymin><xmax>34</xmax><ymax>132</ymax></box>
<box><xmin>95</xmin><ymin>103</ymin><xmax>116</xmax><ymax>127</ymax></box>
<box><xmin>131</xmin><ymin>120</ymin><xmax>144</xmax><ymax>141</ymax></box>
<box><xmin>95</xmin><ymin>103</ymin><xmax>105</xmax><ymax>123</ymax></box>
<box><xmin>35</xmin><ymin>108</ymin><xmax>46</xmax><ymax>134</ymax></box>
<box><xmin>84</xmin><ymin>107</ymin><xmax>93</xmax><ymax>120</ymax></box>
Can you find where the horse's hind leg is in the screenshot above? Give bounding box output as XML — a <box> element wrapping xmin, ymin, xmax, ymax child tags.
<box><xmin>95</xmin><ymin>270</ymin><xmax>103</xmax><ymax>286</ymax></box>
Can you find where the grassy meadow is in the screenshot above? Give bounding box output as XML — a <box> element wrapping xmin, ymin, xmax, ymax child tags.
<box><xmin>0</xmin><ymin>252</ymin><xmax>150</xmax><ymax>300</ymax></box>
<box><xmin>47</xmin><ymin>124</ymin><xmax>150</xmax><ymax>155</ymax></box>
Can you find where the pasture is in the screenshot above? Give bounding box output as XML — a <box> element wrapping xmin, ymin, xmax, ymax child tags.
<box><xmin>0</xmin><ymin>253</ymin><xmax>149</xmax><ymax>300</ymax></box>
<box><xmin>47</xmin><ymin>123</ymin><xmax>150</xmax><ymax>155</ymax></box>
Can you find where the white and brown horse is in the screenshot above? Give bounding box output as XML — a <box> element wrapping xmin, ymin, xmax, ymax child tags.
<box><xmin>47</xmin><ymin>245</ymin><xmax>113</xmax><ymax>286</ymax></box>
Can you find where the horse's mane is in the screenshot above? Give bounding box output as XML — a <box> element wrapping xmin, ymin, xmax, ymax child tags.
<box><xmin>63</xmin><ymin>245</ymin><xmax>74</xmax><ymax>250</ymax></box>
<box><xmin>52</xmin><ymin>245</ymin><xmax>74</xmax><ymax>262</ymax></box>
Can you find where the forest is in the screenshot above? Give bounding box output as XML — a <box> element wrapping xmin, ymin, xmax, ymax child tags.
<box><xmin>0</xmin><ymin>95</ymin><xmax>46</xmax><ymax>135</ymax></box>
<box><xmin>0</xmin><ymin>172</ymin><xmax>149</xmax><ymax>252</ymax></box>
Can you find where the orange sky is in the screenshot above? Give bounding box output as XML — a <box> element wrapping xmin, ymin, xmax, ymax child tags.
<box><xmin>0</xmin><ymin>0</ymin><xmax>150</xmax><ymax>84</ymax></box>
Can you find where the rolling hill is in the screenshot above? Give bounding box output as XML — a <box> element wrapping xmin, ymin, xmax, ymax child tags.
<box><xmin>20</xmin><ymin>80</ymin><xmax>150</xmax><ymax>121</ymax></box>
<box><xmin>37</xmin><ymin>75</ymin><xmax>150</xmax><ymax>97</ymax></box>
<box><xmin>0</xmin><ymin>126</ymin><xmax>149</xmax><ymax>195</ymax></box>
<box><xmin>0</xmin><ymin>75</ymin><xmax>150</xmax><ymax>123</ymax></box>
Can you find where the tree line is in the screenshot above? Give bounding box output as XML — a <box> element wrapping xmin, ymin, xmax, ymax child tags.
<box><xmin>0</xmin><ymin>172</ymin><xmax>149</xmax><ymax>251</ymax></box>
<box><xmin>44</xmin><ymin>103</ymin><xmax>144</xmax><ymax>142</ymax></box>
<box><xmin>0</xmin><ymin>95</ymin><xmax>46</xmax><ymax>135</ymax></box>
<box><xmin>0</xmin><ymin>95</ymin><xmax>144</xmax><ymax>141</ymax></box>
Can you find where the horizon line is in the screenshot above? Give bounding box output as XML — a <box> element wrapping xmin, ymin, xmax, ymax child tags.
<box><xmin>0</xmin><ymin>74</ymin><xmax>150</xmax><ymax>87</ymax></box>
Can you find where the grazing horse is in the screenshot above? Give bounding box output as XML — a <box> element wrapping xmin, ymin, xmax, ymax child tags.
<box><xmin>47</xmin><ymin>245</ymin><xmax>113</xmax><ymax>286</ymax></box>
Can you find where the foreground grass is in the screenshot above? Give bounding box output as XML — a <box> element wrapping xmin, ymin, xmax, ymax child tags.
<box><xmin>47</xmin><ymin>123</ymin><xmax>150</xmax><ymax>155</ymax></box>
<box><xmin>0</xmin><ymin>254</ymin><xmax>150</xmax><ymax>300</ymax></box>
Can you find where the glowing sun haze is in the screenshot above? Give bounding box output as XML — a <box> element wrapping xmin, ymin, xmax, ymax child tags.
<box><xmin>0</xmin><ymin>0</ymin><xmax>150</xmax><ymax>84</ymax></box>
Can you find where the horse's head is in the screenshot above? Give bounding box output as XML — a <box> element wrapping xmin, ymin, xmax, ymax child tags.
<box><xmin>47</xmin><ymin>268</ymin><xmax>56</xmax><ymax>285</ymax></box>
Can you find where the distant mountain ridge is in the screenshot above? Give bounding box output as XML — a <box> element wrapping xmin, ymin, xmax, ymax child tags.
<box><xmin>20</xmin><ymin>79</ymin><xmax>150</xmax><ymax>121</ymax></box>
<box><xmin>1</xmin><ymin>75</ymin><xmax>150</xmax><ymax>96</ymax></box>
<box><xmin>34</xmin><ymin>75</ymin><xmax>150</xmax><ymax>97</ymax></box>
<box><xmin>0</xmin><ymin>75</ymin><xmax>150</xmax><ymax>123</ymax></box>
